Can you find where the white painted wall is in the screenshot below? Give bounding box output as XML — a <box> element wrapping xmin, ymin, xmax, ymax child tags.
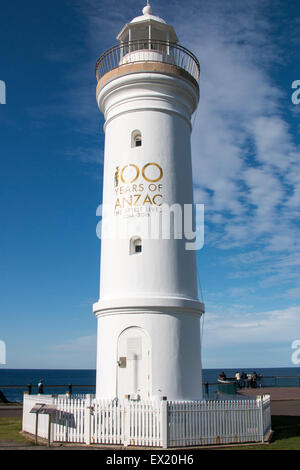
<box><xmin>94</xmin><ymin>70</ymin><xmax>204</xmax><ymax>401</ymax></box>
<box><xmin>96</xmin><ymin>310</ymin><xmax>203</xmax><ymax>401</ymax></box>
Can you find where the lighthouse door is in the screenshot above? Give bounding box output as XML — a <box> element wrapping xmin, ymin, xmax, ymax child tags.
<box><xmin>117</xmin><ymin>327</ymin><xmax>151</xmax><ymax>400</ymax></box>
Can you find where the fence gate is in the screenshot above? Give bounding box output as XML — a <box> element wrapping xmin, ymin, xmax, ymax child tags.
<box><xmin>70</xmin><ymin>397</ymin><xmax>165</xmax><ymax>447</ymax></box>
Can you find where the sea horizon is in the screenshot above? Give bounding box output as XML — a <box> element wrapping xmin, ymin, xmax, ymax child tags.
<box><xmin>1</xmin><ymin>366</ymin><xmax>300</xmax><ymax>370</ymax></box>
<box><xmin>1</xmin><ymin>366</ymin><xmax>299</xmax><ymax>403</ymax></box>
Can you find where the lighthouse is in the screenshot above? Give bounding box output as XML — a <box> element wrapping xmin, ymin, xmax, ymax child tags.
<box><xmin>93</xmin><ymin>3</ymin><xmax>205</xmax><ymax>401</ymax></box>
<box><xmin>21</xmin><ymin>3</ymin><xmax>272</xmax><ymax>448</ymax></box>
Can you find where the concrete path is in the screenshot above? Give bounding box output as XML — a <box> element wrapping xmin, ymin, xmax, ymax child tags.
<box><xmin>238</xmin><ymin>387</ymin><xmax>300</xmax><ymax>416</ymax></box>
<box><xmin>0</xmin><ymin>406</ymin><xmax>23</xmax><ymax>418</ymax></box>
<box><xmin>238</xmin><ymin>387</ymin><xmax>300</xmax><ymax>400</ymax></box>
<box><xmin>271</xmin><ymin>400</ymin><xmax>300</xmax><ymax>416</ymax></box>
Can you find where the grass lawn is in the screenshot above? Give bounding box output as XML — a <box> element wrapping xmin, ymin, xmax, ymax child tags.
<box><xmin>0</xmin><ymin>415</ymin><xmax>299</xmax><ymax>449</ymax></box>
<box><xmin>223</xmin><ymin>416</ymin><xmax>300</xmax><ymax>450</ymax></box>
<box><xmin>0</xmin><ymin>417</ymin><xmax>33</xmax><ymax>444</ymax></box>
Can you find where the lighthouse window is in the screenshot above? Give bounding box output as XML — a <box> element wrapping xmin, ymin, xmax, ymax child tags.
<box><xmin>131</xmin><ymin>130</ymin><xmax>142</xmax><ymax>148</ymax></box>
<box><xmin>135</xmin><ymin>136</ymin><xmax>142</xmax><ymax>147</ymax></box>
<box><xmin>135</xmin><ymin>243</ymin><xmax>142</xmax><ymax>253</ymax></box>
<box><xmin>130</xmin><ymin>236</ymin><xmax>142</xmax><ymax>255</ymax></box>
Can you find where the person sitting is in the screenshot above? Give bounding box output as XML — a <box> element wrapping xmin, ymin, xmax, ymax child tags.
<box><xmin>219</xmin><ymin>371</ymin><xmax>227</xmax><ymax>381</ymax></box>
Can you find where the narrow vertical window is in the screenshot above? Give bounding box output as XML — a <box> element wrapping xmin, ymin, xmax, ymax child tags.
<box><xmin>130</xmin><ymin>236</ymin><xmax>142</xmax><ymax>255</ymax></box>
<box><xmin>131</xmin><ymin>130</ymin><xmax>142</xmax><ymax>148</ymax></box>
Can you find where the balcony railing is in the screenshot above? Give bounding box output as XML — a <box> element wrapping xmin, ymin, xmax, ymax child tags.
<box><xmin>95</xmin><ymin>40</ymin><xmax>200</xmax><ymax>82</ymax></box>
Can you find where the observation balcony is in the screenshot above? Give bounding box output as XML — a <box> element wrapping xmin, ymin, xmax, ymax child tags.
<box><xmin>95</xmin><ymin>40</ymin><xmax>200</xmax><ymax>89</ymax></box>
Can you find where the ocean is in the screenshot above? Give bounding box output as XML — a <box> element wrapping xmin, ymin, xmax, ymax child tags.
<box><xmin>0</xmin><ymin>367</ymin><xmax>299</xmax><ymax>403</ymax></box>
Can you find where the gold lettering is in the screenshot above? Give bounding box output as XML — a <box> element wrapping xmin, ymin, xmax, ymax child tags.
<box><xmin>153</xmin><ymin>194</ymin><xmax>163</xmax><ymax>206</ymax></box>
<box><xmin>143</xmin><ymin>194</ymin><xmax>153</xmax><ymax>205</ymax></box>
<box><xmin>120</xmin><ymin>164</ymin><xmax>139</xmax><ymax>184</ymax></box>
<box><xmin>142</xmin><ymin>163</ymin><xmax>163</xmax><ymax>183</ymax></box>
<box><xmin>133</xmin><ymin>194</ymin><xmax>141</xmax><ymax>206</ymax></box>
<box><xmin>122</xmin><ymin>195</ymin><xmax>133</xmax><ymax>207</ymax></box>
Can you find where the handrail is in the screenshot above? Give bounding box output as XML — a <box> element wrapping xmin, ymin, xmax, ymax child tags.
<box><xmin>0</xmin><ymin>384</ymin><xmax>95</xmax><ymax>389</ymax></box>
<box><xmin>95</xmin><ymin>40</ymin><xmax>200</xmax><ymax>82</ymax></box>
<box><xmin>203</xmin><ymin>374</ymin><xmax>300</xmax><ymax>398</ymax></box>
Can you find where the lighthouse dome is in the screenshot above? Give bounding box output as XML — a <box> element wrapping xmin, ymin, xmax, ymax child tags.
<box><xmin>130</xmin><ymin>4</ymin><xmax>166</xmax><ymax>25</ymax></box>
<box><xmin>142</xmin><ymin>4</ymin><xmax>153</xmax><ymax>15</ymax></box>
<box><xmin>117</xmin><ymin>3</ymin><xmax>178</xmax><ymax>44</ymax></box>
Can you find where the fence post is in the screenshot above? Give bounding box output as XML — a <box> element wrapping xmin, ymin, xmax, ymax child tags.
<box><xmin>123</xmin><ymin>399</ymin><xmax>130</xmax><ymax>447</ymax></box>
<box><xmin>22</xmin><ymin>392</ymin><xmax>28</xmax><ymax>433</ymax></box>
<box><xmin>257</xmin><ymin>396</ymin><xmax>264</xmax><ymax>443</ymax></box>
<box><xmin>160</xmin><ymin>399</ymin><xmax>168</xmax><ymax>449</ymax></box>
<box><xmin>84</xmin><ymin>394</ymin><xmax>92</xmax><ymax>445</ymax></box>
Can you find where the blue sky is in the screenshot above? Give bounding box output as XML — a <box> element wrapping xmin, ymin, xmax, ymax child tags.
<box><xmin>0</xmin><ymin>0</ymin><xmax>300</xmax><ymax>369</ymax></box>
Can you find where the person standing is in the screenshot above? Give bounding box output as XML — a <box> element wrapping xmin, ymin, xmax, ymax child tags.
<box><xmin>247</xmin><ymin>373</ymin><xmax>252</xmax><ymax>388</ymax></box>
<box><xmin>38</xmin><ymin>379</ymin><xmax>44</xmax><ymax>394</ymax></box>
<box><xmin>235</xmin><ymin>371</ymin><xmax>241</xmax><ymax>388</ymax></box>
<box><xmin>251</xmin><ymin>371</ymin><xmax>258</xmax><ymax>388</ymax></box>
<box><xmin>241</xmin><ymin>372</ymin><xmax>247</xmax><ymax>388</ymax></box>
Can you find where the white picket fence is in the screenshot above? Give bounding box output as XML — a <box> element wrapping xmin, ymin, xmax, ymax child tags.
<box><xmin>89</xmin><ymin>399</ymin><xmax>164</xmax><ymax>446</ymax></box>
<box><xmin>22</xmin><ymin>394</ymin><xmax>54</xmax><ymax>439</ymax></box>
<box><xmin>168</xmin><ymin>397</ymin><xmax>271</xmax><ymax>446</ymax></box>
<box><xmin>22</xmin><ymin>393</ymin><xmax>271</xmax><ymax>447</ymax></box>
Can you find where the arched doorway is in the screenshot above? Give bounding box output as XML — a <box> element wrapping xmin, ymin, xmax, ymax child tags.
<box><xmin>117</xmin><ymin>327</ymin><xmax>151</xmax><ymax>400</ymax></box>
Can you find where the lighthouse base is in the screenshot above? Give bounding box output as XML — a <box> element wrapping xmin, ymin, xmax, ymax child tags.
<box><xmin>93</xmin><ymin>303</ymin><xmax>204</xmax><ymax>401</ymax></box>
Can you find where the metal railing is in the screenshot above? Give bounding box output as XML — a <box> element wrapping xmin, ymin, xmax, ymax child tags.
<box><xmin>95</xmin><ymin>40</ymin><xmax>200</xmax><ymax>82</ymax></box>
<box><xmin>0</xmin><ymin>384</ymin><xmax>96</xmax><ymax>403</ymax></box>
<box><xmin>203</xmin><ymin>375</ymin><xmax>300</xmax><ymax>398</ymax></box>
<box><xmin>2</xmin><ymin>374</ymin><xmax>300</xmax><ymax>402</ymax></box>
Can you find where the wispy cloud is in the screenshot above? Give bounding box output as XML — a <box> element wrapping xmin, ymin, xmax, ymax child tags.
<box><xmin>204</xmin><ymin>305</ymin><xmax>300</xmax><ymax>345</ymax></box>
<box><xmin>51</xmin><ymin>335</ymin><xmax>97</xmax><ymax>353</ymax></box>
<box><xmin>171</xmin><ymin>0</ymin><xmax>300</xmax><ymax>300</ymax></box>
<box><xmin>182</xmin><ymin>1</ymin><xmax>300</xmax><ymax>255</ymax></box>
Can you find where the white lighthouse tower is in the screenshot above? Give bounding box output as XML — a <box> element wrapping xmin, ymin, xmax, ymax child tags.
<box><xmin>93</xmin><ymin>3</ymin><xmax>204</xmax><ymax>402</ymax></box>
